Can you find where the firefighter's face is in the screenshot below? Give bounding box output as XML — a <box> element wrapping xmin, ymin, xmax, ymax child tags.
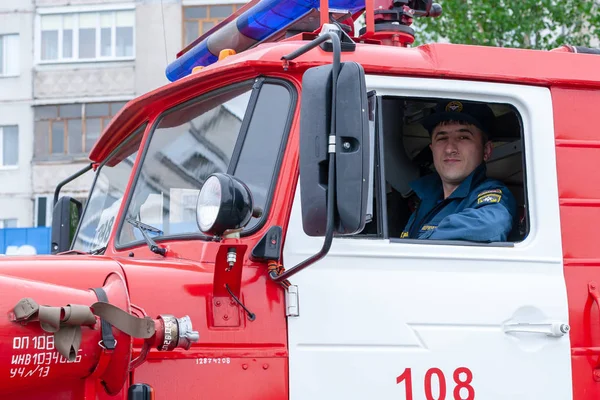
<box><xmin>430</xmin><ymin>122</ymin><xmax>492</xmax><ymax>188</ymax></box>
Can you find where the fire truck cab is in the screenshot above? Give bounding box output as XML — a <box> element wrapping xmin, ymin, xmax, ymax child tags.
<box><xmin>3</xmin><ymin>0</ymin><xmax>600</xmax><ymax>399</ymax></box>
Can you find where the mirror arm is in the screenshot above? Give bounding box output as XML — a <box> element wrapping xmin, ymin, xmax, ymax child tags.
<box><xmin>281</xmin><ymin>30</ymin><xmax>341</xmax><ymax>63</ymax></box>
<box><xmin>273</xmin><ymin>33</ymin><xmax>341</xmax><ymax>283</ymax></box>
<box><xmin>53</xmin><ymin>163</ymin><xmax>93</xmax><ymax>207</ymax></box>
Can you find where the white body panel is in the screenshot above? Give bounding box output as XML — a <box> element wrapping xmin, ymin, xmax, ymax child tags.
<box><xmin>284</xmin><ymin>76</ymin><xmax>572</xmax><ymax>399</ymax></box>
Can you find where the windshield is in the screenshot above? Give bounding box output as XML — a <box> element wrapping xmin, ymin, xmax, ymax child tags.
<box><xmin>71</xmin><ymin>125</ymin><xmax>145</xmax><ymax>252</ymax></box>
<box><xmin>117</xmin><ymin>79</ymin><xmax>293</xmax><ymax>248</ymax></box>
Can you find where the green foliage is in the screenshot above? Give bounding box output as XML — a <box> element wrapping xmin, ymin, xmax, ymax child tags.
<box><xmin>413</xmin><ymin>0</ymin><xmax>600</xmax><ymax>49</ymax></box>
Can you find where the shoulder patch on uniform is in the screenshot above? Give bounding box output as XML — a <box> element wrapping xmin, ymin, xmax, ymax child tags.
<box><xmin>477</xmin><ymin>193</ymin><xmax>502</xmax><ymax>204</ymax></box>
<box><xmin>421</xmin><ymin>225</ymin><xmax>437</xmax><ymax>231</ymax></box>
<box><xmin>400</xmin><ymin>232</ymin><xmax>409</xmax><ymax>238</ymax></box>
<box><xmin>477</xmin><ymin>189</ymin><xmax>502</xmax><ymax>197</ymax></box>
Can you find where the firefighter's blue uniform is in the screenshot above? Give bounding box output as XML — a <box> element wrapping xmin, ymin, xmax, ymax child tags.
<box><xmin>401</xmin><ymin>163</ymin><xmax>516</xmax><ymax>242</ymax></box>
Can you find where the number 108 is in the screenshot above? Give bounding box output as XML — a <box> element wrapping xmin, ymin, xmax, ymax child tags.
<box><xmin>396</xmin><ymin>367</ymin><xmax>475</xmax><ymax>400</ymax></box>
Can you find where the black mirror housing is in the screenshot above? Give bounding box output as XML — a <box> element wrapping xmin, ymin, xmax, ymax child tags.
<box><xmin>51</xmin><ymin>197</ymin><xmax>82</xmax><ymax>254</ymax></box>
<box><xmin>299</xmin><ymin>61</ymin><xmax>370</xmax><ymax>236</ymax></box>
<box><xmin>334</xmin><ymin>62</ymin><xmax>370</xmax><ymax>234</ymax></box>
<box><xmin>299</xmin><ymin>64</ymin><xmax>331</xmax><ymax>237</ymax></box>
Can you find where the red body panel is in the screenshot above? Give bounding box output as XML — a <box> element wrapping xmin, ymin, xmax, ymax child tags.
<box><xmin>117</xmin><ymin>255</ymin><xmax>289</xmax><ymax>398</ymax></box>
<box><xmin>0</xmin><ymin>257</ymin><xmax>129</xmax><ymax>399</ymax></box>
<box><xmin>0</xmin><ymin>255</ymin><xmax>124</xmax><ymax>289</ymax></box>
<box><xmin>554</xmin><ymin>87</ymin><xmax>600</xmax><ymax>398</ymax></box>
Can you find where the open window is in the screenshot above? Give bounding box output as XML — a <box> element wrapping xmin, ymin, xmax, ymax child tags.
<box><xmin>354</xmin><ymin>94</ymin><xmax>528</xmax><ymax>245</ymax></box>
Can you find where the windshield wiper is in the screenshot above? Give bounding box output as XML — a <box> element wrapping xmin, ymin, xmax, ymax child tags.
<box><xmin>89</xmin><ymin>246</ymin><xmax>107</xmax><ymax>255</ymax></box>
<box><xmin>126</xmin><ymin>218</ymin><xmax>166</xmax><ymax>256</ymax></box>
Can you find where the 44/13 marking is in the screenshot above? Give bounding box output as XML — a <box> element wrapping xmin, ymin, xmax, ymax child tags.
<box><xmin>396</xmin><ymin>367</ymin><xmax>475</xmax><ymax>400</ymax></box>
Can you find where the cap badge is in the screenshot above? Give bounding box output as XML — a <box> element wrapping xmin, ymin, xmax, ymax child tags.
<box><xmin>445</xmin><ymin>101</ymin><xmax>463</xmax><ymax>112</ymax></box>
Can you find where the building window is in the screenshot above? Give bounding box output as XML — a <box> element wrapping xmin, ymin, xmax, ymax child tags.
<box><xmin>39</xmin><ymin>10</ymin><xmax>134</xmax><ymax>62</ymax></box>
<box><xmin>0</xmin><ymin>126</ymin><xmax>18</xmax><ymax>167</ymax></box>
<box><xmin>183</xmin><ymin>5</ymin><xmax>244</xmax><ymax>46</ymax></box>
<box><xmin>0</xmin><ymin>34</ymin><xmax>19</xmax><ymax>76</ymax></box>
<box><xmin>0</xmin><ymin>219</ymin><xmax>18</xmax><ymax>228</ymax></box>
<box><xmin>36</xmin><ymin>197</ymin><xmax>48</xmax><ymax>227</ymax></box>
<box><xmin>34</xmin><ymin>102</ymin><xmax>126</xmax><ymax>158</ymax></box>
<box><xmin>36</xmin><ymin>197</ymin><xmax>50</xmax><ymax>227</ymax></box>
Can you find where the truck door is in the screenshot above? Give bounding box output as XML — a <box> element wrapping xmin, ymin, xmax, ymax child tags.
<box><xmin>283</xmin><ymin>76</ymin><xmax>572</xmax><ymax>399</ymax></box>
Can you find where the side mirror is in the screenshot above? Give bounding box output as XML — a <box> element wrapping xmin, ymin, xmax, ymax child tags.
<box><xmin>51</xmin><ymin>197</ymin><xmax>82</xmax><ymax>254</ymax></box>
<box><xmin>299</xmin><ymin>61</ymin><xmax>370</xmax><ymax>236</ymax></box>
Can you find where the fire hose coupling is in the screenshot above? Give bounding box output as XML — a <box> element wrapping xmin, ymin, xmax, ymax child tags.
<box><xmin>157</xmin><ymin>315</ymin><xmax>200</xmax><ymax>351</ymax></box>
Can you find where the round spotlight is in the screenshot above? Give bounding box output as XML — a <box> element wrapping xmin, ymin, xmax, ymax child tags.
<box><xmin>196</xmin><ymin>173</ymin><xmax>254</xmax><ymax>235</ymax></box>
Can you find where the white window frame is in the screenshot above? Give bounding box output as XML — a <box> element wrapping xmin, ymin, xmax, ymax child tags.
<box><xmin>0</xmin><ymin>126</ymin><xmax>19</xmax><ymax>169</ymax></box>
<box><xmin>35</xmin><ymin>3</ymin><xmax>136</xmax><ymax>64</ymax></box>
<box><xmin>0</xmin><ymin>34</ymin><xmax>20</xmax><ymax>77</ymax></box>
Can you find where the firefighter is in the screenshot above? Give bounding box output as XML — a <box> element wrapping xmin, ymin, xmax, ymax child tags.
<box><xmin>400</xmin><ymin>100</ymin><xmax>517</xmax><ymax>242</ymax></box>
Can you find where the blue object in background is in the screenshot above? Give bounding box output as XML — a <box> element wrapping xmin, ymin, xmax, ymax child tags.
<box><xmin>166</xmin><ymin>0</ymin><xmax>366</xmax><ymax>81</ymax></box>
<box><xmin>237</xmin><ymin>0</ymin><xmax>364</xmax><ymax>40</ymax></box>
<box><xmin>0</xmin><ymin>227</ymin><xmax>51</xmax><ymax>255</ymax></box>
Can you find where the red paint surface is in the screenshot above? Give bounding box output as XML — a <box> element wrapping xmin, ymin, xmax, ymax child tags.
<box><xmin>118</xmin><ymin>251</ymin><xmax>289</xmax><ymax>399</ymax></box>
<box><xmin>0</xmin><ymin>258</ymin><xmax>128</xmax><ymax>399</ymax></box>
<box><xmin>554</xmin><ymin>87</ymin><xmax>600</xmax><ymax>399</ymax></box>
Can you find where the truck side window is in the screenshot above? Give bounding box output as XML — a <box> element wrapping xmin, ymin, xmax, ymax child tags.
<box><xmin>232</xmin><ymin>82</ymin><xmax>293</xmax><ymax>231</ymax></box>
<box><xmin>356</xmin><ymin>96</ymin><xmax>527</xmax><ymax>245</ymax></box>
<box><xmin>117</xmin><ymin>78</ymin><xmax>294</xmax><ymax>248</ymax></box>
<box><xmin>389</xmin><ymin>97</ymin><xmax>527</xmax><ymax>244</ymax></box>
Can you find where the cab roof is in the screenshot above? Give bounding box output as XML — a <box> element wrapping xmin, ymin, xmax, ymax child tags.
<box><xmin>90</xmin><ymin>40</ymin><xmax>600</xmax><ymax>163</ymax></box>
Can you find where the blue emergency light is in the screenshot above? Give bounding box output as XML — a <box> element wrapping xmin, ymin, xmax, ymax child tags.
<box><xmin>165</xmin><ymin>0</ymin><xmax>365</xmax><ymax>82</ymax></box>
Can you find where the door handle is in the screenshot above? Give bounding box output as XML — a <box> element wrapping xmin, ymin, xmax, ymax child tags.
<box><xmin>503</xmin><ymin>321</ymin><xmax>570</xmax><ymax>337</ymax></box>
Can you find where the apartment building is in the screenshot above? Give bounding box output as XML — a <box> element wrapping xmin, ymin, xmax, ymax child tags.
<box><xmin>0</xmin><ymin>1</ymin><xmax>35</xmax><ymax>229</ymax></box>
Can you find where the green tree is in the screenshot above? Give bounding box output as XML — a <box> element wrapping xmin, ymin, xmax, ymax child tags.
<box><xmin>413</xmin><ymin>0</ymin><xmax>600</xmax><ymax>49</ymax></box>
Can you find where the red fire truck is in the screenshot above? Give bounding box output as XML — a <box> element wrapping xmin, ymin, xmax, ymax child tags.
<box><xmin>2</xmin><ymin>0</ymin><xmax>600</xmax><ymax>399</ymax></box>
